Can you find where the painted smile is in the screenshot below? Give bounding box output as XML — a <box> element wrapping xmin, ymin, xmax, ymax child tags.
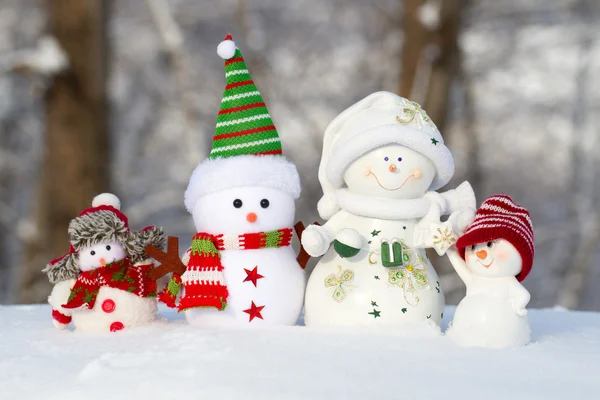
<box><xmin>478</xmin><ymin>259</ymin><xmax>494</xmax><ymax>268</ymax></box>
<box><xmin>368</xmin><ymin>170</ymin><xmax>415</xmax><ymax>191</ymax></box>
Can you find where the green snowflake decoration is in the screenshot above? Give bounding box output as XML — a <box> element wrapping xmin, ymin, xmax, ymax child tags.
<box><xmin>324</xmin><ymin>265</ymin><xmax>355</xmax><ymax>303</ymax></box>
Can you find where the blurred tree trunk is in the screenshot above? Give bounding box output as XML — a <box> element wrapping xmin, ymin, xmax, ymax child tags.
<box><xmin>17</xmin><ymin>0</ymin><xmax>111</xmax><ymax>303</ymax></box>
<box><xmin>399</xmin><ymin>0</ymin><xmax>465</xmax><ymax>132</ymax></box>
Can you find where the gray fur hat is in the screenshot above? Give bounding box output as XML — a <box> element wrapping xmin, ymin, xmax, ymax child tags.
<box><xmin>43</xmin><ymin>193</ymin><xmax>165</xmax><ymax>284</ymax></box>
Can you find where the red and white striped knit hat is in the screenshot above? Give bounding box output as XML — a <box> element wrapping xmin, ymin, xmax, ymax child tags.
<box><xmin>456</xmin><ymin>194</ymin><xmax>534</xmax><ymax>282</ymax></box>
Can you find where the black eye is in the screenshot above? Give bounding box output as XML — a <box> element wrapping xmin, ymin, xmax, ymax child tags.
<box><xmin>470</xmin><ymin>245</ymin><xmax>476</xmax><ymax>252</ymax></box>
<box><xmin>398</xmin><ymin>157</ymin><xmax>403</xmax><ymax>162</ymax></box>
<box><xmin>260</xmin><ymin>199</ymin><xmax>270</xmax><ymax>208</ymax></box>
<box><xmin>90</xmin><ymin>250</ymin><xmax>96</xmax><ymax>256</ymax></box>
<box><xmin>106</xmin><ymin>245</ymin><xmax>111</xmax><ymax>251</ymax></box>
<box><xmin>487</xmin><ymin>241</ymin><xmax>494</xmax><ymax>248</ymax></box>
<box><xmin>233</xmin><ymin>199</ymin><xmax>243</xmax><ymax>208</ymax></box>
<box><xmin>384</xmin><ymin>157</ymin><xmax>389</xmax><ymax>161</ymax></box>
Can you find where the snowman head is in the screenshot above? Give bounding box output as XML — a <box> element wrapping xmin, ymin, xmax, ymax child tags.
<box><xmin>464</xmin><ymin>239</ymin><xmax>522</xmax><ymax>278</ymax></box>
<box><xmin>78</xmin><ymin>241</ymin><xmax>127</xmax><ymax>272</ymax></box>
<box><xmin>456</xmin><ymin>195</ymin><xmax>535</xmax><ymax>282</ymax></box>
<box><xmin>344</xmin><ymin>144</ymin><xmax>436</xmax><ymax>199</ymax></box>
<box><xmin>317</xmin><ymin>92</ymin><xmax>455</xmax><ymax>219</ymax></box>
<box><xmin>192</xmin><ymin>186</ymin><xmax>295</xmax><ymax>235</ymax></box>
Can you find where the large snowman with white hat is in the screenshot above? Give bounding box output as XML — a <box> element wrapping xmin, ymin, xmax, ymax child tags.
<box><xmin>151</xmin><ymin>35</ymin><xmax>305</xmax><ymax>327</ymax></box>
<box><xmin>302</xmin><ymin>92</ymin><xmax>476</xmax><ymax>328</ymax></box>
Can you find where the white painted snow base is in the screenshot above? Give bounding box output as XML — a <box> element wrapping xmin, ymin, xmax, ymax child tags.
<box><xmin>0</xmin><ymin>305</ymin><xmax>598</xmax><ymax>400</ymax></box>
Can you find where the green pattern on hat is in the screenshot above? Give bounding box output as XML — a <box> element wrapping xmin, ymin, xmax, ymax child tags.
<box><xmin>210</xmin><ymin>34</ymin><xmax>282</xmax><ymax>160</ymax></box>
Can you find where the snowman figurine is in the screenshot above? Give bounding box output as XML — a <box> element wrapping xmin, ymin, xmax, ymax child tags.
<box><xmin>44</xmin><ymin>193</ymin><xmax>165</xmax><ymax>333</ymax></box>
<box><xmin>148</xmin><ymin>35</ymin><xmax>305</xmax><ymax>328</ymax></box>
<box><xmin>302</xmin><ymin>92</ymin><xmax>476</xmax><ymax>328</ymax></box>
<box><xmin>446</xmin><ymin>195</ymin><xmax>535</xmax><ymax>348</ymax></box>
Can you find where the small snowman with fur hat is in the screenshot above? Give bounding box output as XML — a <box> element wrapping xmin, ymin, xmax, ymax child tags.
<box><xmin>147</xmin><ymin>35</ymin><xmax>305</xmax><ymax>328</ymax></box>
<box><xmin>302</xmin><ymin>91</ymin><xmax>476</xmax><ymax>328</ymax></box>
<box><xmin>446</xmin><ymin>194</ymin><xmax>534</xmax><ymax>348</ymax></box>
<box><xmin>44</xmin><ymin>193</ymin><xmax>165</xmax><ymax>333</ymax></box>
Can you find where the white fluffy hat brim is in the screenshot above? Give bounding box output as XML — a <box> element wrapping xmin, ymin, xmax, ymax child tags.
<box><xmin>184</xmin><ymin>154</ymin><xmax>301</xmax><ymax>212</ymax></box>
<box><xmin>326</xmin><ymin>123</ymin><xmax>455</xmax><ymax>191</ymax></box>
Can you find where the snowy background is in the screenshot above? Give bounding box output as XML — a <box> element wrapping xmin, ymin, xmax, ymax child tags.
<box><xmin>1</xmin><ymin>305</ymin><xmax>599</xmax><ymax>399</ymax></box>
<box><xmin>1</xmin><ymin>0</ymin><xmax>600</xmax><ymax>311</ymax></box>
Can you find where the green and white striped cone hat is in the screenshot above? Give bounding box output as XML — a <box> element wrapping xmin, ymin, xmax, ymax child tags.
<box><xmin>184</xmin><ymin>35</ymin><xmax>301</xmax><ymax>213</ymax></box>
<box><xmin>210</xmin><ymin>34</ymin><xmax>282</xmax><ymax>158</ymax></box>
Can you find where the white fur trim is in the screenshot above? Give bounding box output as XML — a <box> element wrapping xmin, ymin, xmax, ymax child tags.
<box><xmin>326</xmin><ymin>123</ymin><xmax>454</xmax><ymax>191</ymax></box>
<box><xmin>184</xmin><ymin>155</ymin><xmax>301</xmax><ymax>212</ymax></box>
<box><xmin>92</xmin><ymin>193</ymin><xmax>121</xmax><ymax>210</ymax></box>
<box><xmin>217</xmin><ymin>39</ymin><xmax>237</xmax><ymax>60</ymax></box>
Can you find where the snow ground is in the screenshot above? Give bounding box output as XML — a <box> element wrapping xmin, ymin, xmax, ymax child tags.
<box><xmin>0</xmin><ymin>305</ymin><xmax>598</xmax><ymax>400</ymax></box>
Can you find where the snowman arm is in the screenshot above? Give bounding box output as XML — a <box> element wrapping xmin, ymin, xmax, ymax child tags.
<box><xmin>446</xmin><ymin>248</ymin><xmax>473</xmax><ymax>285</ymax></box>
<box><xmin>510</xmin><ymin>281</ymin><xmax>531</xmax><ymax>316</ymax></box>
<box><xmin>48</xmin><ymin>279</ymin><xmax>75</xmax><ymax>328</ymax></box>
<box><xmin>301</xmin><ymin>212</ymin><xmax>346</xmax><ymax>257</ymax></box>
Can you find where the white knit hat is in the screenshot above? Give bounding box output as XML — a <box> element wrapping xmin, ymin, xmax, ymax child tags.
<box><xmin>317</xmin><ymin>92</ymin><xmax>455</xmax><ymax>220</ymax></box>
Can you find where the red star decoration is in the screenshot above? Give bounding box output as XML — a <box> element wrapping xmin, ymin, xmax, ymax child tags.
<box><xmin>243</xmin><ymin>266</ymin><xmax>264</xmax><ymax>287</ymax></box>
<box><xmin>243</xmin><ymin>301</ymin><xmax>265</xmax><ymax>322</ymax></box>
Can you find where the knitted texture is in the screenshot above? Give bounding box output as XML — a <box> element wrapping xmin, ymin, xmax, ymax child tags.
<box><xmin>209</xmin><ymin>34</ymin><xmax>282</xmax><ymax>159</ymax></box>
<box><xmin>159</xmin><ymin>228</ymin><xmax>294</xmax><ymax>311</ymax></box>
<box><xmin>456</xmin><ymin>194</ymin><xmax>535</xmax><ymax>282</ymax></box>
<box><xmin>62</xmin><ymin>258</ymin><xmax>157</xmax><ymax>310</ymax></box>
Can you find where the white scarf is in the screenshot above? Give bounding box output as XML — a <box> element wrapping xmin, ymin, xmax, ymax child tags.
<box><xmin>336</xmin><ymin>189</ymin><xmax>432</xmax><ymax>221</ymax></box>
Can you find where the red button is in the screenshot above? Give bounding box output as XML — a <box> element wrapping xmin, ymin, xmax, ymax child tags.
<box><xmin>110</xmin><ymin>321</ymin><xmax>124</xmax><ymax>332</ymax></box>
<box><xmin>102</xmin><ymin>299</ymin><xmax>116</xmax><ymax>313</ymax></box>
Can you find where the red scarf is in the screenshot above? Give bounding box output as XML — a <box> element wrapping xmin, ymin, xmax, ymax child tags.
<box><xmin>63</xmin><ymin>258</ymin><xmax>157</xmax><ymax>310</ymax></box>
<box><xmin>159</xmin><ymin>228</ymin><xmax>293</xmax><ymax>311</ymax></box>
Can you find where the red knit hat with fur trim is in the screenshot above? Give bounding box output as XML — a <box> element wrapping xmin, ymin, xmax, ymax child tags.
<box><xmin>456</xmin><ymin>194</ymin><xmax>534</xmax><ymax>282</ymax></box>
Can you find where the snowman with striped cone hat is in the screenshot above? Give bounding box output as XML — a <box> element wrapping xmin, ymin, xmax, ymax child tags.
<box><xmin>148</xmin><ymin>35</ymin><xmax>305</xmax><ymax>327</ymax></box>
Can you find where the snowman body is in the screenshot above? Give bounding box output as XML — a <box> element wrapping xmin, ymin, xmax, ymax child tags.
<box><xmin>446</xmin><ymin>239</ymin><xmax>531</xmax><ymax>348</ymax></box>
<box><xmin>72</xmin><ymin>285</ymin><xmax>157</xmax><ymax>333</ymax></box>
<box><xmin>446</xmin><ymin>277</ymin><xmax>530</xmax><ymax>348</ymax></box>
<box><xmin>184</xmin><ymin>185</ymin><xmax>306</xmax><ymax>327</ymax></box>
<box><xmin>185</xmin><ymin>247</ymin><xmax>305</xmax><ymax>327</ymax></box>
<box><xmin>305</xmin><ymin>211</ymin><xmax>444</xmax><ymax>326</ymax></box>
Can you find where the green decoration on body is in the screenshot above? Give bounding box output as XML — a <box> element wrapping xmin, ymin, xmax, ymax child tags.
<box><xmin>324</xmin><ymin>266</ymin><xmax>355</xmax><ymax>303</ymax></box>
<box><xmin>371</xmin><ymin>301</ymin><xmax>378</xmax><ymax>307</ymax></box>
<box><xmin>210</xmin><ymin>35</ymin><xmax>282</xmax><ymax>160</ymax></box>
<box><xmin>401</xmin><ymin>308</ymin><xmax>408</xmax><ymax>314</ymax></box>
<box><xmin>368</xmin><ymin>309</ymin><xmax>381</xmax><ymax>318</ymax></box>
<box><xmin>426</xmin><ymin>315</ymin><xmax>431</xmax><ymax>319</ymax></box>
<box><xmin>431</xmin><ymin>138</ymin><xmax>439</xmax><ymax>145</ymax></box>
<box><xmin>381</xmin><ymin>241</ymin><xmax>404</xmax><ymax>268</ymax></box>
<box><xmin>388</xmin><ymin>265</ymin><xmax>430</xmax><ymax>306</ymax></box>
<box><xmin>374</xmin><ymin>275</ymin><xmax>380</xmax><ymax>280</ymax></box>
<box><xmin>370</xmin><ymin>230</ymin><xmax>381</xmax><ymax>237</ymax></box>
<box><xmin>333</xmin><ymin>239</ymin><xmax>360</xmax><ymax>258</ymax></box>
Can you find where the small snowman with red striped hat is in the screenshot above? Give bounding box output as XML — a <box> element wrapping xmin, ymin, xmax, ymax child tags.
<box><xmin>147</xmin><ymin>35</ymin><xmax>305</xmax><ymax>327</ymax></box>
<box><xmin>446</xmin><ymin>194</ymin><xmax>535</xmax><ymax>348</ymax></box>
<box><xmin>44</xmin><ymin>193</ymin><xmax>165</xmax><ymax>333</ymax></box>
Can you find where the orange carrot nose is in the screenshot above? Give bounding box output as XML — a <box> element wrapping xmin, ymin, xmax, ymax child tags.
<box><xmin>99</xmin><ymin>257</ymin><xmax>106</xmax><ymax>267</ymax></box>
<box><xmin>389</xmin><ymin>164</ymin><xmax>397</xmax><ymax>172</ymax></box>
<box><xmin>246</xmin><ymin>212</ymin><xmax>258</xmax><ymax>223</ymax></box>
<box><xmin>476</xmin><ymin>250</ymin><xmax>488</xmax><ymax>260</ymax></box>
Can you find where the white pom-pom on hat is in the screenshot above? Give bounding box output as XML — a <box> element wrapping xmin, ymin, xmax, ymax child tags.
<box><xmin>217</xmin><ymin>35</ymin><xmax>237</xmax><ymax>60</ymax></box>
<box><xmin>92</xmin><ymin>193</ymin><xmax>121</xmax><ymax>210</ymax></box>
